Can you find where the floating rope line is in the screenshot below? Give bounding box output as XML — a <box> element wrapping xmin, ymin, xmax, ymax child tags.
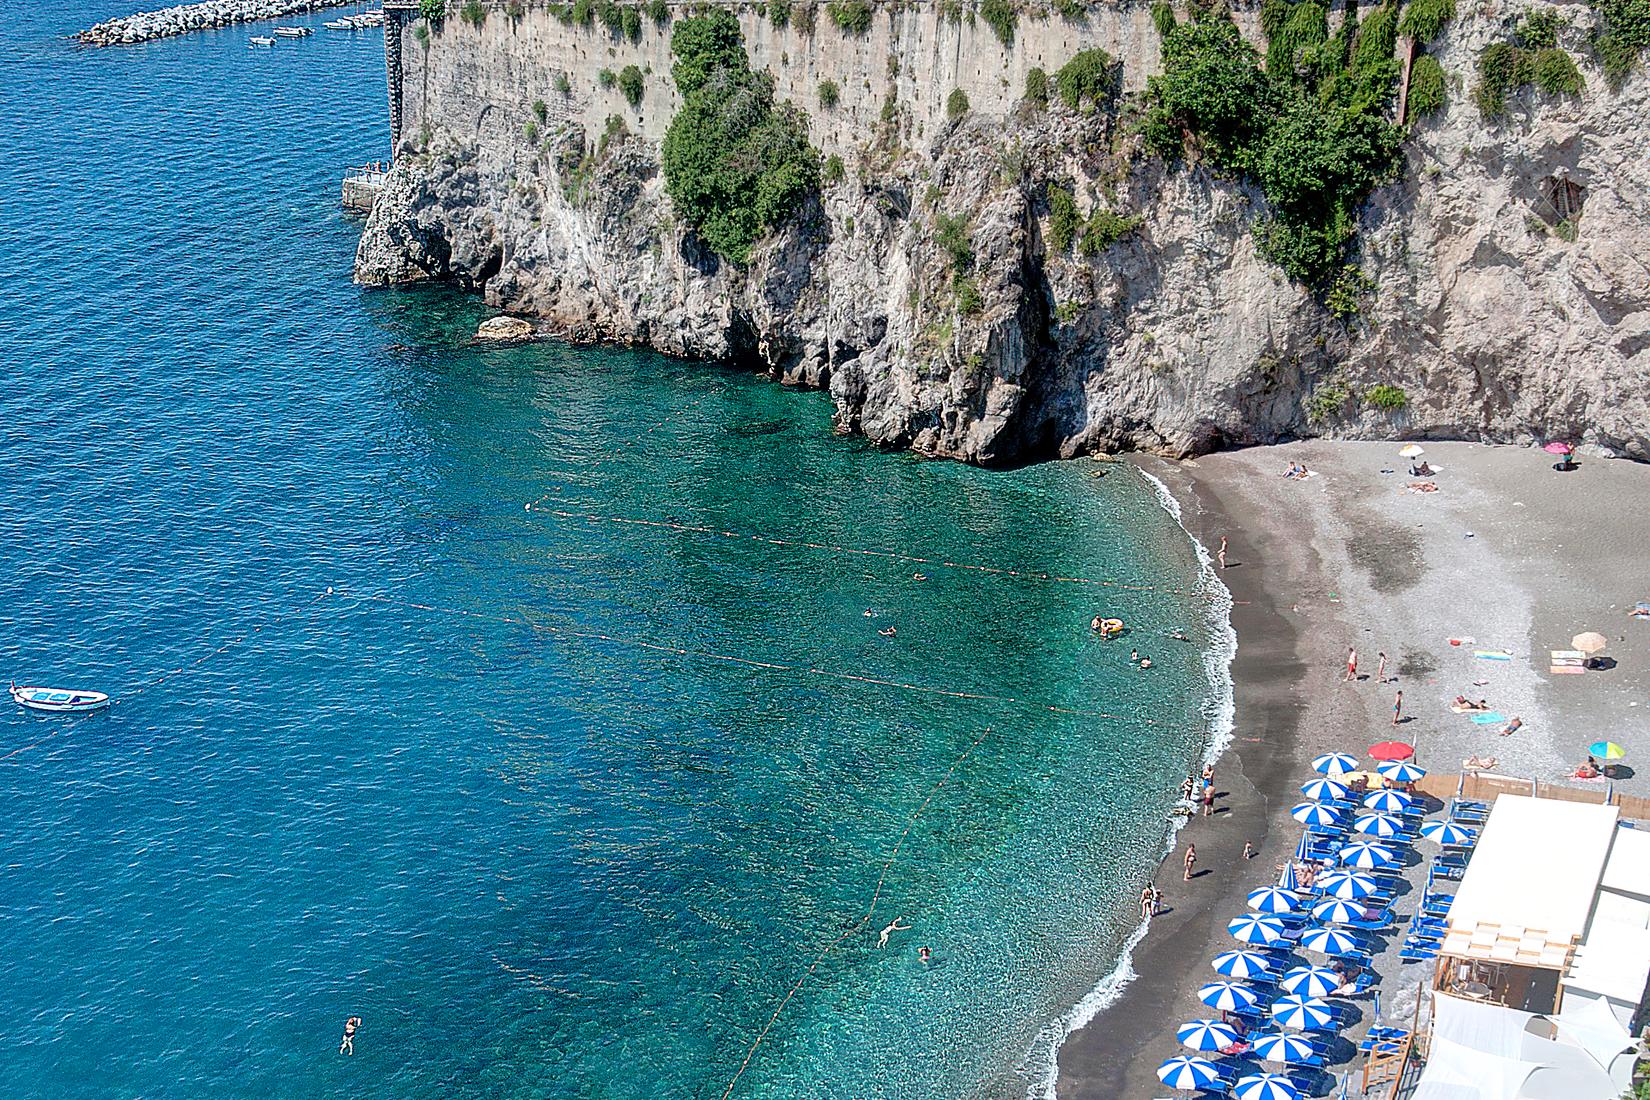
<box><xmin>0</xmin><ymin>730</ymin><xmax>62</xmax><ymax>763</ymax></box>
<box><xmin>524</xmin><ymin>387</ymin><xmax>718</xmax><ymax>516</ymax></box>
<box><xmin>721</xmin><ymin>726</ymin><xmax>995</xmax><ymax>1100</ymax></box>
<box><xmin>521</xmin><ymin>508</ymin><xmax>1211</xmax><ymax>598</ymax></box>
<box><xmin>343</xmin><ymin>590</ymin><xmax>1151</xmax><ymax>722</ymax></box>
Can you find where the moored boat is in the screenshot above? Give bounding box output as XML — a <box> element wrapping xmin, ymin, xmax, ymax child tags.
<box><xmin>248</xmin><ymin>35</ymin><xmax>276</xmax><ymax>46</ymax></box>
<box><xmin>322</xmin><ymin>18</ymin><xmax>354</xmax><ymax>29</ymax></box>
<box><xmin>271</xmin><ymin>25</ymin><xmax>312</xmax><ymax>37</ymax></box>
<box><xmin>10</xmin><ymin>684</ymin><xmax>111</xmax><ymax>713</ymax></box>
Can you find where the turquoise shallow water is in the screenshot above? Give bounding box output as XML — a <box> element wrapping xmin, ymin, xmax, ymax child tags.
<box><xmin>1</xmin><ymin>6</ymin><xmax>1225</xmax><ymax>1097</ymax></box>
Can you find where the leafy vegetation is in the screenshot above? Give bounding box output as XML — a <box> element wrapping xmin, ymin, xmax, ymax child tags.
<box><xmin>795</xmin><ymin>2</ymin><xmax>817</xmax><ymax>33</ymax></box>
<box><xmin>818</xmin><ymin>78</ymin><xmax>840</xmax><ymax>107</ymax></box>
<box><xmin>1406</xmin><ymin>53</ymin><xmax>1446</xmax><ymax>115</ymax></box>
<box><xmin>947</xmin><ymin>87</ymin><xmax>970</xmax><ymax>119</ymax></box>
<box><xmin>935</xmin><ymin>212</ymin><xmax>973</xmax><ymax>270</ymax></box>
<box><xmin>1047</xmin><ymin>184</ymin><xmax>1080</xmax><ymax>251</ymax></box>
<box><xmin>533</xmin><ymin>99</ymin><xmax>549</xmax><ymax>122</ymax></box>
<box><xmin>660</xmin><ymin>12</ymin><xmax>819</xmax><ymax>262</ymax></box>
<box><xmin>823</xmin><ymin>153</ymin><xmax>845</xmax><ymax>183</ymax></box>
<box><xmin>1365</xmin><ymin>383</ymin><xmax>1408</xmax><ymax>410</ymax></box>
<box><xmin>1144</xmin><ymin>11</ymin><xmax>1404</xmax><ymax>288</ymax></box>
<box><xmin>1055</xmin><ymin>0</ymin><xmax>1085</xmax><ymax>19</ymax></box>
<box><xmin>1305</xmin><ymin>379</ymin><xmax>1352</xmax><ymax>424</ymax></box>
<box><xmin>599</xmin><ymin>67</ymin><xmax>617</xmax><ymax>88</ymax></box>
<box><xmin>768</xmin><ymin>0</ymin><xmax>792</xmax><ymax>26</ymax></box>
<box><xmin>460</xmin><ymin>0</ymin><xmax>485</xmax><ymax>25</ymax></box>
<box><xmin>555</xmin><ymin>71</ymin><xmax>572</xmax><ymax>94</ymax></box>
<box><xmin>1079</xmin><ymin>208</ymin><xmax>1142</xmax><ymax>254</ymax></box>
<box><xmin>619</xmin><ymin>64</ymin><xmax>645</xmax><ymax>106</ymax></box>
<box><xmin>1024</xmin><ymin>66</ymin><xmax>1049</xmax><ymax>106</ymax></box>
<box><xmin>648</xmin><ymin>0</ymin><xmax>669</xmax><ymax>22</ymax></box>
<box><xmin>418</xmin><ymin>0</ymin><xmax>444</xmax><ymax>20</ymax></box>
<box><xmin>622</xmin><ymin>6</ymin><xmax>642</xmax><ymax>41</ymax></box>
<box><xmin>1055</xmin><ymin>48</ymin><xmax>1118</xmax><ymax>111</ymax></box>
<box><xmin>1475</xmin><ymin>14</ymin><xmax>1583</xmax><ymax>117</ymax></box>
<box><xmin>980</xmin><ymin>0</ymin><xmax>1018</xmax><ymax>44</ymax></box>
<box><xmin>1593</xmin><ymin>0</ymin><xmax>1650</xmax><ymax>87</ymax></box>
<box><xmin>1398</xmin><ymin>0</ymin><xmax>1455</xmax><ymax>42</ymax></box>
<box><xmin>828</xmin><ymin>0</ymin><xmax>873</xmax><ymax>32</ymax></box>
<box><xmin>524</xmin><ymin>119</ymin><xmax>540</xmax><ymax>143</ymax></box>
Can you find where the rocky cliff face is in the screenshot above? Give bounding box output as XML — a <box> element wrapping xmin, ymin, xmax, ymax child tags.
<box><xmin>356</xmin><ymin>1</ymin><xmax>1650</xmax><ymax>463</ymax></box>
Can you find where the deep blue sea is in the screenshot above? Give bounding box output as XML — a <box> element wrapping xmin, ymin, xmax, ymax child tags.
<box><xmin>0</xmin><ymin>5</ymin><xmax>1230</xmax><ymax>1097</ymax></box>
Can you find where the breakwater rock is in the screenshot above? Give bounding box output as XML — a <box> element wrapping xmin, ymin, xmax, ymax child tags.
<box><xmin>78</xmin><ymin>0</ymin><xmax>355</xmax><ymax>45</ymax></box>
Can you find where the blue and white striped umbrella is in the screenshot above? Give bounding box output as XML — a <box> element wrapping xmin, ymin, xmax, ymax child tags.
<box><xmin>1378</xmin><ymin>760</ymin><xmax>1427</xmax><ymax>782</ymax></box>
<box><xmin>1177</xmin><ymin>1018</ymin><xmax>1240</xmax><ymax>1051</ymax></box>
<box><xmin>1247</xmin><ymin>885</ymin><xmax>1301</xmax><ymax>914</ymax></box>
<box><xmin>1421</xmin><ymin>820</ymin><xmax>1477</xmax><ymax>846</ymax></box>
<box><xmin>1338</xmin><ymin>841</ymin><xmax>1398</xmax><ymax>868</ymax></box>
<box><xmin>1363</xmin><ymin>788</ymin><xmax>1414</xmax><ymax>813</ymax></box>
<box><xmin>1199</xmin><ymin>979</ymin><xmax>1260</xmax><ymax>1011</ymax></box>
<box><xmin>1233</xmin><ymin>1071</ymin><xmax>1303</xmax><ymax>1100</ymax></box>
<box><xmin>1253</xmin><ymin>1031</ymin><xmax>1318</xmax><ymax>1064</ymax></box>
<box><xmin>1228</xmin><ymin>913</ymin><xmax>1289</xmax><ymax>945</ymax></box>
<box><xmin>1312</xmin><ymin>897</ymin><xmax>1377</xmax><ymax>924</ymax></box>
<box><xmin>1299</xmin><ymin>926</ymin><xmax>1361</xmax><ymax>956</ymax></box>
<box><xmin>1279</xmin><ymin>859</ymin><xmax>1299</xmax><ymax>892</ymax></box>
<box><xmin>1158</xmin><ymin>1055</ymin><xmax>1223</xmax><ymax>1090</ymax></box>
<box><xmin>1316</xmin><ymin>869</ymin><xmax>1379</xmax><ymax>900</ymax></box>
<box><xmin>1292</xmin><ymin>801</ymin><xmax>1343</xmax><ymax>826</ymax></box>
<box><xmin>1353</xmin><ymin>812</ymin><xmax>1404</xmax><ymax>838</ymax></box>
<box><xmin>1280</xmin><ymin>965</ymin><xmax>1341</xmax><ymax>998</ymax></box>
<box><xmin>1213</xmin><ymin>949</ymin><xmax>1273</xmax><ymax>979</ymax></box>
<box><xmin>1313</xmin><ymin>752</ymin><xmax>1359</xmax><ymax>776</ymax></box>
<box><xmin>1302</xmin><ymin>778</ymin><xmax>1349</xmax><ymax>801</ymax></box>
<box><xmin>1271</xmin><ymin>993</ymin><xmax>1337</xmax><ymax>1031</ymax></box>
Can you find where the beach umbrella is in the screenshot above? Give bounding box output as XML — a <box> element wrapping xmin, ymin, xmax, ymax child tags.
<box><xmin>1292</xmin><ymin>802</ymin><xmax>1343</xmax><ymax>827</ymax></box>
<box><xmin>1157</xmin><ymin>1055</ymin><xmax>1224</xmax><ymax>1091</ymax></box>
<box><xmin>1253</xmin><ymin>1031</ymin><xmax>1318</xmax><ymax>1064</ymax></box>
<box><xmin>1338</xmin><ymin>841</ymin><xmax>1398</xmax><ymax>868</ymax></box>
<box><xmin>1352</xmin><ymin>812</ymin><xmax>1405</xmax><ymax>838</ymax></box>
<box><xmin>1228</xmin><ymin>913</ymin><xmax>1289</xmax><ymax>946</ymax></box>
<box><xmin>1278</xmin><ymin>860</ymin><xmax>1299</xmax><ymax>892</ymax></box>
<box><xmin>1368</xmin><ymin>740</ymin><xmax>1415</xmax><ymax>762</ymax></box>
<box><xmin>1399</xmin><ymin>444</ymin><xmax>1425</xmax><ymax>458</ymax></box>
<box><xmin>1302</xmin><ymin>778</ymin><xmax>1349</xmax><ymax>802</ymax></box>
<box><xmin>1573</xmin><ymin>632</ymin><xmax>1609</xmax><ymax>656</ymax></box>
<box><xmin>1543</xmin><ymin>441</ymin><xmax>1574</xmax><ymax>456</ymax></box>
<box><xmin>1233</xmin><ymin>1072</ymin><xmax>1302</xmax><ymax>1100</ymax></box>
<box><xmin>1213</xmin><ymin>949</ymin><xmax>1273</xmax><ymax>979</ymax></box>
<box><xmin>1177</xmin><ymin>1018</ymin><xmax>1239</xmax><ymax>1052</ymax></box>
<box><xmin>1316</xmin><ymin>869</ymin><xmax>1379</xmax><ymax>900</ymax></box>
<box><xmin>1248</xmin><ymin>886</ymin><xmax>1301</xmax><ymax>914</ymax></box>
<box><xmin>1299</xmin><ymin>926</ymin><xmax>1361</xmax><ymax>956</ymax></box>
<box><xmin>1281</xmin><ymin>965</ymin><xmax>1342</xmax><ymax>998</ymax></box>
<box><xmin>1272</xmin><ymin>994</ymin><xmax>1337</xmax><ymax>1031</ymax></box>
<box><xmin>1589</xmin><ymin>741</ymin><xmax>1626</xmax><ymax>761</ymax></box>
<box><xmin>1377</xmin><ymin>760</ymin><xmax>1427</xmax><ymax>783</ymax></box>
<box><xmin>1199</xmin><ymin>979</ymin><xmax>1261</xmax><ymax>1012</ymax></box>
<box><xmin>1313</xmin><ymin>897</ymin><xmax>1377</xmax><ymax>925</ymax></box>
<box><xmin>1313</xmin><ymin>753</ymin><xmax>1359</xmax><ymax>776</ymax></box>
<box><xmin>1420</xmin><ymin>820</ymin><xmax>1477</xmax><ymax>846</ymax></box>
<box><xmin>1363</xmin><ymin>789</ymin><xmax>1414</xmax><ymax>814</ymax></box>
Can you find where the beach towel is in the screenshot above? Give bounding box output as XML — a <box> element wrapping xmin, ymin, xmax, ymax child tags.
<box><xmin>1468</xmin><ymin>712</ymin><xmax>1508</xmax><ymax>725</ymax></box>
<box><xmin>1474</xmin><ymin>650</ymin><xmax>1513</xmax><ymax>661</ymax></box>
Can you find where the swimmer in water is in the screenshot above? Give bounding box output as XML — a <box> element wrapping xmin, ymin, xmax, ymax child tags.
<box><xmin>879</xmin><ymin>627</ymin><xmax>897</xmax><ymax>638</ymax></box>
<box><xmin>1140</xmin><ymin>658</ymin><xmax>1152</xmax><ymax>669</ymax></box>
<box><xmin>877</xmin><ymin>917</ymin><xmax>911</xmax><ymax>948</ymax></box>
<box><xmin>919</xmin><ymin>946</ymin><xmax>932</xmax><ymax>963</ymax></box>
<box><xmin>339</xmin><ymin>1016</ymin><xmax>361</xmax><ymax>1056</ymax></box>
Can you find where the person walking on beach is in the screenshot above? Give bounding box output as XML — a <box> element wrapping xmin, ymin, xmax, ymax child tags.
<box><xmin>1392</xmin><ymin>690</ymin><xmax>1404</xmax><ymax>726</ymax></box>
<box><xmin>339</xmin><ymin>1016</ymin><xmax>361</xmax><ymax>1056</ymax></box>
<box><xmin>1217</xmin><ymin>536</ymin><xmax>1228</xmax><ymax>570</ymax></box>
<box><xmin>1140</xmin><ymin>886</ymin><xmax>1155</xmax><ymax>921</ymax></box>
<box><xmin>1202</xmin><ymin>784</ymin><xmax>1216</xmax><ymax>817</ymax></box>
<box><xmin>1345</xmin><ymin>648</ymin><xmax>1358</xmax><ymax>682</ymax></box>
<box><xmin>1376</xmin><ymin>651</ymin><xmax>1388</xmax><ymax>684</ymax></box>
<box><xmin>1242</xmin><ymin>840</ymin><xmax>1255</xmax><ymax>860</ymax></box>
<box><xmin>1183</xmin><ymin>843</ymin><xmax>1197</xmax><ymax>881</ymax></box>
<box><xmin>877</xmin><ymin>917</ymin><xmax>911</xmax><ymax>948</ymax></box>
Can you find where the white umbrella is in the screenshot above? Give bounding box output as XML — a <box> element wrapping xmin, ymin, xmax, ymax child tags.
<box><xmin>1228</xmin><ymin>913</ymin><xmax>1289</xmax><ymax>946</ymax></box>
<box><xmin>1271</xmin><ymin>994</ymin><xmax>1336</xmax><ymax>1031</ymax></box>
<box><xmin>1199</xmin><ymin>979</ymin><xmax>1260</xmax><ymax>1012</ymax></box>
<box><xmin>1313</xmin><ymin>752</ymin><xmax>1359</xmax><ymax>776</ymax></box>
<box><xmin>1301</xmin><ymin>777</ymin><xmax>1349</xmax><ymax>801</ymax></box>
<box><xmin>1299</xmin><ymin>926</ymin><xmax>1360</xmax><ymax>955</ymax></box>
<box><xmin>1234</xmin><ymin>1072</ymin><xmax>1302</xmax><ymax>1100</ymax></box>
<box><xmin>1399</xmin><ymin>444</ymin><xmax>1425</xmax><ymax>459</ymax></box>
<box><xmin>1421</xmin><ymin>820</ymin><xmax>1477</xmax><ymax>846</ymax></box>
<box><xmin>1213</xmin><ymin>949</ymin><xmax>1273</xmax><ymax>979</ymax></box>
<box><xmin>1158</xmin><ymin>1055</ymin><xmax>1224</xmax><ymax>1090</ymax></box>
<box><xmin>1363</xmin><ymin>789</ymin><xmax>1414</xmax><ymax>813</ymax></box>
<box><xmin>1177</xmin><ymin>1018</ymin><xmax>1239</xmax><ymax>1051</ymax></box>
<box><xmin>1248</xmin><ymin>886</ymin><xmax>1301</xmax><ymax>914</ymax></box>
<box><xmin>1280</xmin><ymin>965</ymin><xmax>1341</xmax><ymax>998</ymax></box>
<box><xmin>1338</xmin><ymin>841</ymin><xmax>1398</xmax><ymax>868</ymax></box>
<box><xmin>1353</xmin><ymin>812</ymin><xmax>1404</xmax><ymax>838</ymax></box>
<box><xmin>1378</xmin><ymin>760</ymin><xmax>1427</xmax><ymax>783</ymax></box>
<box><xmin>1316</xmin><ymin>869</ymin><xmax>1379</xmax><ymax>900</ymax></box>
<box><xmin>1292</xmin><ymin>802</ymin><xmax>1342</xmax><ymax>826</ymax></box>
<box><xmin>1252</xmin><ymin>1031</ymin><xmax>1318</xmax><ymax>1064</ymax></box>
<box><xmin>1313</xmin><ymin>897</ymin><xmax>1378</xmax><ymax>924</ymax></box>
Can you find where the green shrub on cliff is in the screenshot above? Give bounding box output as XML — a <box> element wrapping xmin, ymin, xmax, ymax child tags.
<box><xmin>1593</xmin><ymin>0</ymin><xmax>1650</xmax><ymax>87</ymax></box>
<box><xmin>947</xmin><ymin>88</ymin><xmax>970</xmax><ymax>119</ymax></box>
<box><xmin>828</xmin><ymin>0</ymin><xmax>873</xmax><ymax>32</ymax></box>
<box><xmin>599</xmin><ymin>67</ymin><xmax>617</xmax><ymax>88</ymax></box>
<box><xmin>647</xmin><ymin>0</ymin><xmax>670</xmax><ymax>23</ymax></box>
<box><xmin>1366</xmin><ymin>383</ymin><xmax>1408</xmax><ymax>410</ymax></box>
<box><xmin>818</xmin><ymin>78</ymin><xmax>840</xmax><ymax>106</ymax></box>
<box><xmin>622</xmin><ymin>6</ymin><xmax>642</xmax><ymax>41</ymax></box>
<box><xmin>768</xmin><ymin>0</ymin><xmax>792</xmax><ymax>25</ymax></box>
<box><xmin>1024</xmin><ymin>66</ymin><xmax>1049</xmax><ymax>105</ymax></box>
<box><xmin>823</xmin><ymin>153</ymin><xmax>845</xmax><ymax>183</ymax></box>
<box><xmin>1055</xmin><ymin>48</ymin><xmax>1118</xmax><ymax>110</ymax></box>
<box><xmin>1397</xmin><ymin>0</ymin><xmax>1455</xmax><ymax>42</ymax></box>
<box><xmin>1406</xmin><ymin>53</ymin><xmax>1446</xmax><ymax>115</ymax></box>
<box><xmin>459</xmin><ymin>0</ymin><xmax>484</xmax><ymax>24</ymax></box>
<box><xmin>1474</xmin><ymin>16</ymin><xmax>1584</xmax><ymax>117</ymax></box>
<box><xmin>619</xmin><ymin>64</ymin><xmax>645</xmax><ymax>105</ymax></box>
<box><xmin>980</xmin><ymin>0</ymin><xmax>1018</xmax><ymax>44</ymax></box>
<box><xmin>1046</xmin><ymin>184</ymin><xmax>1079</xmax><ymax>250</ymax></box>
<box><xmin>418</xmin><ymin>0</ymin><xmax>444</xmax><ymax>20</ymax></box>
<box><xmin>1079</xmin><ymin>208</ymin><xmax>1141</xmax><ymax>254</ymax></box>
<box><xmin>1151</xmin><ymin>1</ymin><xmax>1176</xmax><ymax>37</ymax></box>
<box><xmin>661</xmin><ymin>11</ymin><xmax>819</xmax><ymax>262</ymax></box>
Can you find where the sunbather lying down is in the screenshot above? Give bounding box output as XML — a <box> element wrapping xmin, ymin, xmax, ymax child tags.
<box><xmin>1451</xmin><ymin>696</ymin><xmax>1491</xmax><ymax>712</ymax></box>
<box><xmin>1463</xmin><ymin>755</ymin><xmax>1499</xmax><ymax>771</ymax></box>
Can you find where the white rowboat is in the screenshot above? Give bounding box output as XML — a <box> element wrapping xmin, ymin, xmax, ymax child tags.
<box><xmin>249</xmin><ymin>35</ymin><xmax>276</xmax><ymax>46</ymax></box>
<box><xmin>272</xmin><ymin>26</ymin><xmax>312</xmax><ymax>37</ymax></box>
<box><xmin>11</xmin><ymin>685</ymin><xmax>111</xmax><ymax>713</ymax></box>
<box><xmin>322</xmin><ymin>19</ymin><xmax>354</xmax><ymax>28</ymax></box>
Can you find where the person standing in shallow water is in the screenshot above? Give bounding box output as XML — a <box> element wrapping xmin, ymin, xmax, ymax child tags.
<box><xmin>1217</xmin><ymin>536</ymin><xmax>1227</xmax><ymax>569</ymax></box>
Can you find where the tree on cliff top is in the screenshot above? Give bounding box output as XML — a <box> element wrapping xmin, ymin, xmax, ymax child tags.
<box><xmin>662</xmin><ymin>11</ymin><xmax>819</xmax><ymax>262</ymax></box>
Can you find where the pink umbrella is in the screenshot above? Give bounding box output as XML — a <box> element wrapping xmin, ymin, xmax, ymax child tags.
<box><xmin>1543</xmin><ymin>442</ymin><xmax>1574</xmax><ymax>455</ymax></box>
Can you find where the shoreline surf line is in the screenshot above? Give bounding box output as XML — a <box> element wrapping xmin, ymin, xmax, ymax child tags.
<box><xmin>1021</xmin><ymin>466</ymin><xmax>1239</xmax><ymax>1099</ymax></box>
<box><xmin>720</xmin><ymin>726</ymin><xmax>996</xmax><ymax>1100</ymax></box>
<box><xmin>522</xmin><ymin>506</ymin><xmax>1236</xmax><ymax>600</ymax></box>
<box><xmin>341</xmin><ymin>590</ymin><xmax>1155</xmax><ymax>722</ymax></box>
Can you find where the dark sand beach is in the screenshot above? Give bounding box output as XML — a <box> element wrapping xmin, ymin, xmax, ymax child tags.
<box><xmin>1057</xmin><ymin>441</ymin><xmax>1650</xmax><ymax>1097</ymax></box>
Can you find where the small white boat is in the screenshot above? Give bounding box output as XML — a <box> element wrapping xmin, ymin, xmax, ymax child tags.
<box><xmin>272</xmin><ymin>25</ymin><xmax>312</xmax><ymax>37</ymax></box>
<box><xmin>322</xmin><ymin>18</ymin><xmax>354</xmax><ymax>28</ymax></box>
<box><xmin>249</xmin><ymin>35</ymin><xmax>276</xmax><ymax>46</ymax></box>
<box><xmin>352</xmin><ymin>11</ymin><xmax>385</xmax><ymax>25</ymax></box>
<box><xmin>10</xmin><ymin>684</ymin><xmax>111</xmax><ymax>714</ymax></box>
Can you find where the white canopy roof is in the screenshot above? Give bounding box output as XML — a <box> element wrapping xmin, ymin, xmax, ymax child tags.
<box><xmin>1446</xmin><ymin>796</ymin><xmax>1620</xmax><ymax>953</ymax></box>
<box><xmin>1600</xmin><ymin>825</ymin><xmax>1650</xmax><ymax>899</ymax></box>
<box><xmin>1565</xmin><ymin>920</ymin><xmax>1650</xmax><ymax>1004</ymax></box>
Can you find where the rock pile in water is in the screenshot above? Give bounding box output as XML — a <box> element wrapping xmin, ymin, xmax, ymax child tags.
<box><xmin>78</xmin><ymin>0</ymin><xmax>356</xmax><ymax>45</ymax></box>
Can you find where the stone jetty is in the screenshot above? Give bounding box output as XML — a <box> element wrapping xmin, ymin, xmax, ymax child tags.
<box><xmin>78</xmin><ymin>0</ymin><xmax>357</xmax><ymax>46</ymax></box>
